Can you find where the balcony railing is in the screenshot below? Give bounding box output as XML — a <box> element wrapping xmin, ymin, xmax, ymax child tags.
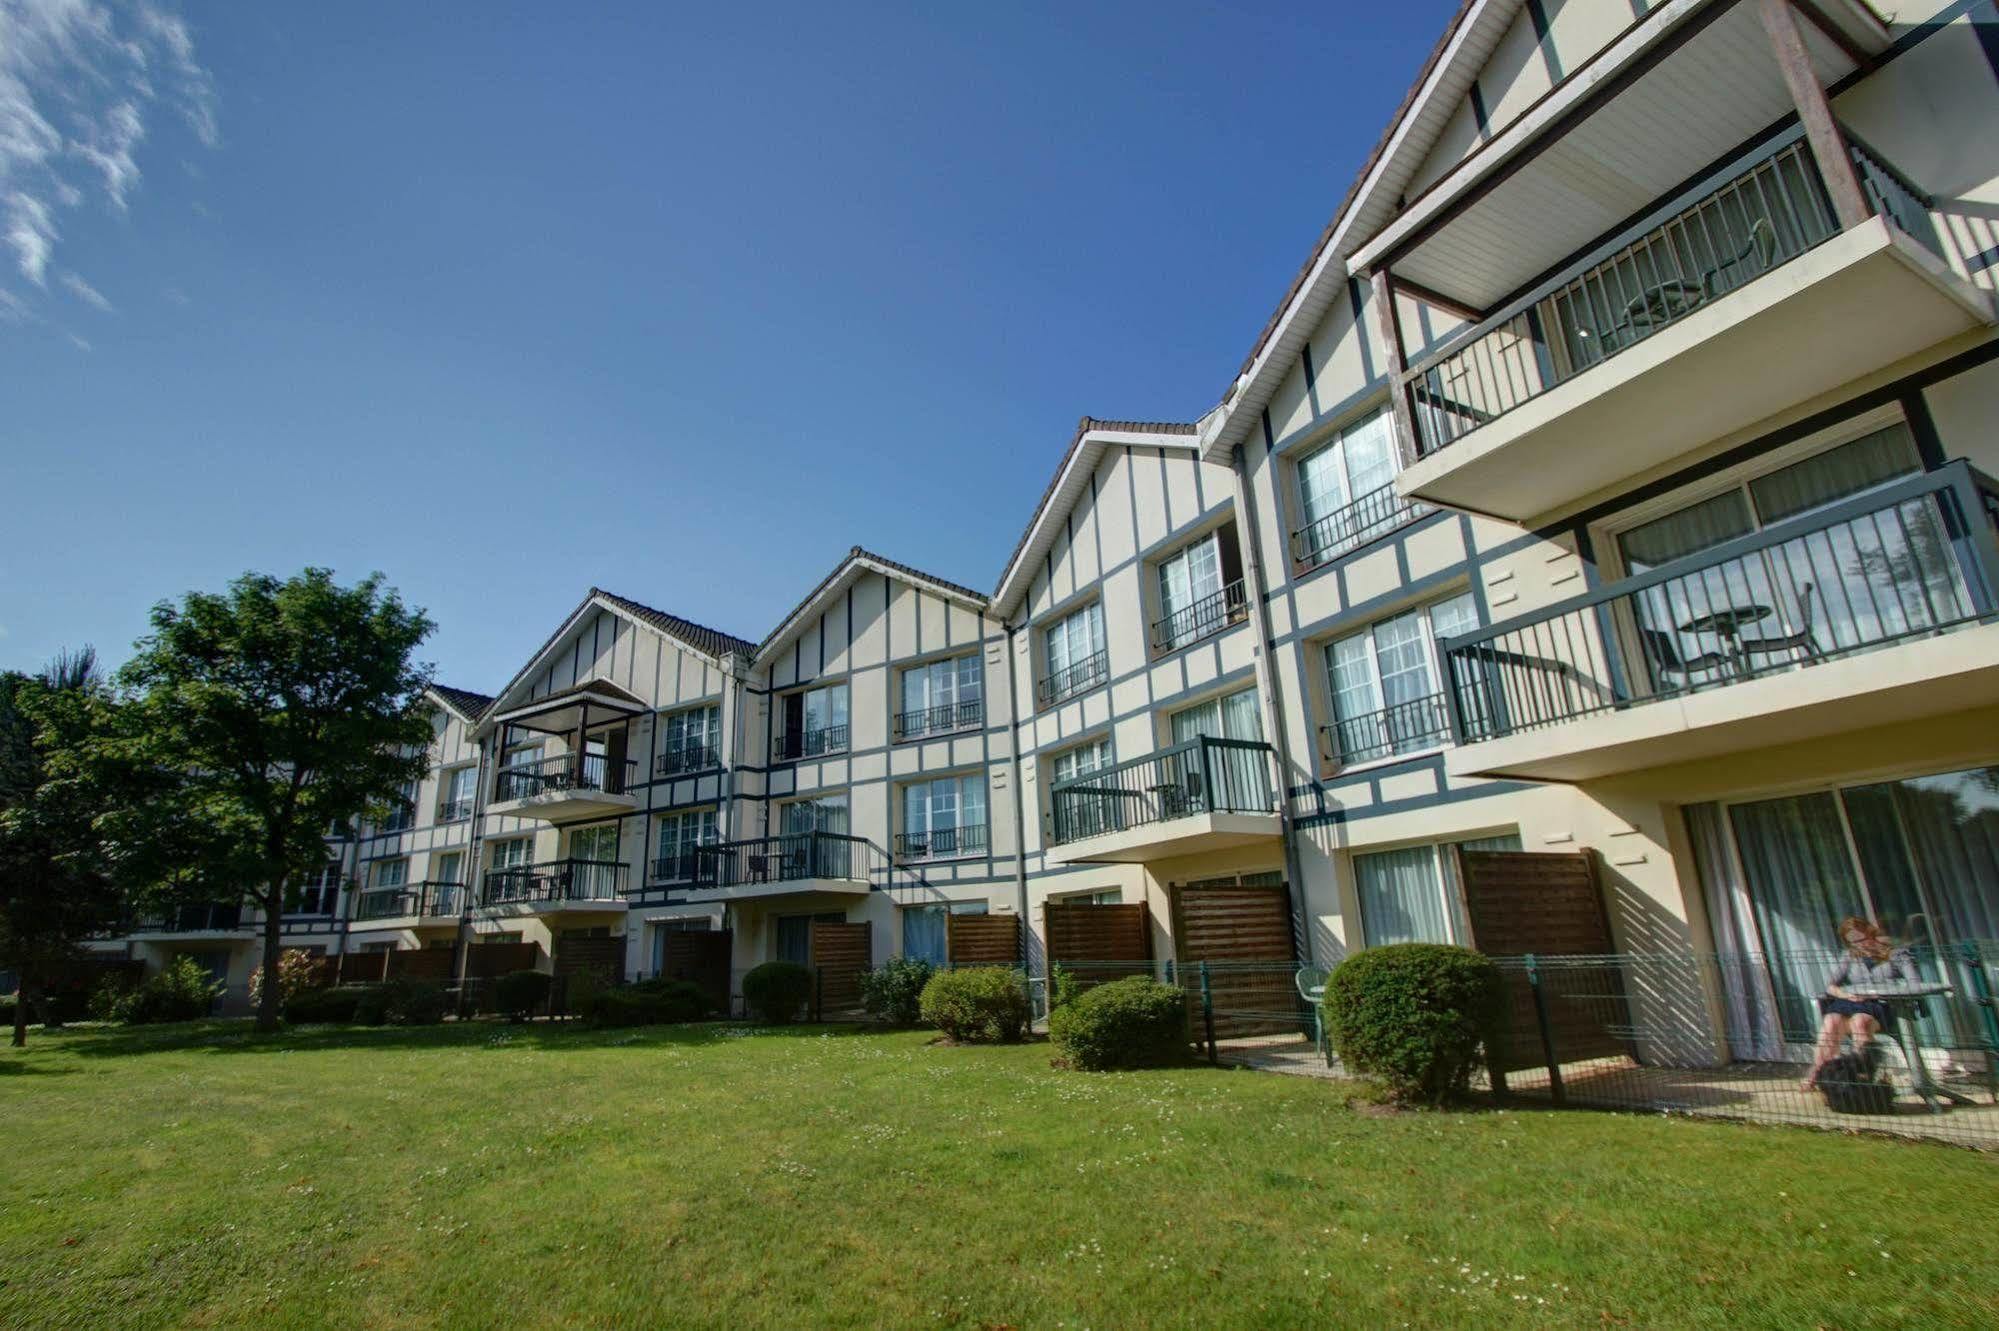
<box><xmin>1322</xmin><ymin>692</ymin><xmax>1452</xmax><ymax>767</ymax></box>
<box><xmin>352</xmin><ymin>881</ymin><xmax>466</xmax><ymax>921</ymax></box>
<box><xmin>1440</xmin><ymin>462</ymin><xmax>1999</xmax><ymax>744</ymax></box>
<box><xmin>1048</xmin><ymin>737</ymin><xmax>1276</xmax><ymax>845</ymax></box>
<box><xmin>1151</xmin><ymin>580</ymin><xmax>1249</xmax><ymax>653</ymax></box>
<box><xmin>894</xmin><ymin>823</ymin><xmax>990</xmax><ymax>862</ymax></box>
<box><xmin>1404</xmin><ymin>125</ymin><xmax>1937</xmax><ymax>459</ymax></box>
<box><xmin>1292</xmin><ymin>484</ymin><xmax>1431</xmax><ymax>570</ymax></box>
<box><xmin>656</xmin><ymin>742</ymin><xmax>721</xmax><ymax>777</ymax></box>
<box><xmin>650</xmin><ymin>849</ymin><xmax>709</xmax><ymax>883</ymax></box>
<box><xmin>772</xmin><ymin>725</ymin><xmax>849</xmax><ymax>762</ymax></box>
<box><xmin>133</xmin><ymin>903</ymin><xmax>244</xmax><ymax>933</ymax></box>
<box><xmin>480</xmin><ymin>859</ymin><xmax>627</xmax><ymax>907</ymax></box>
<box><xmin>435</xmin><ymin>796</ymin><xmax>475</xmax><ymax>823</ymax></box>
<box><xmin>691</xmin><ymin>832</ymin><xmax>885</xmax><ymax>889</ymax></box>
<box><xmin>379</xmin><ymin>806</ymin><xmax>415</xmax><ymax>834</ymax></box>
<box><xmin>893</xmin><ymin>698</ymin><xmax>984</xmax><ymax>740</ymax></box>
<box><xmin>493</xmin><ymin>753</ymin><xmax>636</xmax><ymax>802</ymax></box>
<box><xmin>1036</xmin><ymin>649</ymin><xmax>1109</xmax><ymax>707</ymax></box>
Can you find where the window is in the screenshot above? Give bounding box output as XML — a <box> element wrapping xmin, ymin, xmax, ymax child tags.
<box><xmin>1060</xmin><ymin>888</ymin><xmax>1122</xmax><ymax>906</ymax></box>
<box><xmin>371</xmin><ymin>858</ymin><xmax>409</xmax><ymax>889</ymax></box>
<box><xmin>1355</xmin><ymin>833</ymin><xmax>1520</xmax><ymax>947</ymax></box>
<box><xmin>777</xmin><ymin>684</ymin><xmax>849</xmax><ymax>759</ymax></box>
<box><xmin>568</xmin><ymin>825</ymin><xmax>618</xmax><ymax>863</ymax></box>
<box><xmin>293</xmin><ymin>863</ymin><xmax>341</xmax><ymax>915</ymax></box>
<box><xmin>899</xmin><ymin>774</ymin><xmax>989</xmax><ymax>859</ymax></box>
<box><xmin>658</xmin><ymin>705</ymin><xmax>722</xmax><ymax>775</ymax></box>
<box><xmin>381</xmin><ymin>779</ymin><xmax>417</xmax><ymax>833</ymax></box>
<box><xmin>433</xmin><ymin>852</ymin><xmax>463</xmax><ymax>885</ymax></box>
<box><xmin>1041</xmin><ymin>601</ymin><xmax>1107</xmax><ymax>704</ymax></box>
<box><xmin>1169</xmin><ymin>688</ymin><xmax>1263</xmax><ymax>744</ymax></box>
<box><xmin>1154</xmin><ymin>527</ymin><xmax>1245</xmax><ymax>652</ymax></box>
<box><xmin>1050</xmin><ymin>738</ymin><xmax>1113</xmax><ymax>785</ymax></box>
<box><xmin>902</xmin><ymin>901</ymin><xmax>989</xmax><ymax>966</ymax></box>
<box><xmin>490</xmin><ymin>837</ymin><xmax>532</xmax><ymax>870</ymax></box>
<box><xmin>439</xmin><ymin>767</ymin><xmax>477</xmax><ymax>821</ymax></box>
<box><xmin>1295</xmin><ymin>409</ymin><xmax>1404</xmax><ymax>565</ymax></box>
<box><xmin>654</xmin><ymin>808</ymin><xmax>719</xmax><ymax>882</ymax></box>
<box><xmin>782</xmin><ymin>795</ymin><xmax>851</xmax><ymax>877</ymax></box>
<box><xmin>897</xmin><ymin>655</ymin><xmax>983</xmax><ymax>738</ymax></box>
<box><xmin>781</xmin><ymin>794</ymin><xmax>849</xmax><ymax>836</ymax></box>
<box><xmin>1325</xmin><ymin>592</ymin><xmax>1479</xmax><ymax>765</ymax></box>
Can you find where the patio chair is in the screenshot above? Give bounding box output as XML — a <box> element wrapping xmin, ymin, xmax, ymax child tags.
<box><xmin>1639</xmin><ymin>627</ymin><xmax>1729</xmax><ymax>689</ymax></box>
<box><xmin>1698</xmin><ymin>217</ymin><xmax>1779</xmax><ymax>300</ymax></box>
<box><xmin>1296</xmin><ymin>965</ymin><xmax>1331</xmax><ymax>1066</ymax></box>
<box><xmin>1737</xmin><ymin>582</ymin><xmax>1821</xmax><ymax>663</ymax></box>
<box><xmin>1603</xmin><ymin>219</ymin><xmax>1778</xmax><ymax>349</ymax></box>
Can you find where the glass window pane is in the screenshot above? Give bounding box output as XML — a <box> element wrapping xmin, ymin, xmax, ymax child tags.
<box><xmin>1356</xmin><ymin>846</ymin><xmax>1451</xmax><ymax>945</ymax></box>
<box><xmin>1341</xmin><ymin>411</ymin><xmax>1396</xmax><ymax>498</ymax></box>
<box><xmin>1749</xmin><ymin>424</ymin><xmax>1919</xmax><ymax>527</ymax></box>
<box><xmin>1619</xmin><ymin>490</ymin><xmax>1756</xmax><ymax>573</ymax></box>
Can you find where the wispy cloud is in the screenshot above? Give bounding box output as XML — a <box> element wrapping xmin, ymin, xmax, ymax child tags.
<box><xmin>0</xmin><ymin>1</ymin><xmax>218</xmax><ymax>318</ymax></box>
<box><xmin>60</xmin><ymin>269</ymin><xmax>112</xmax><ymax>311</ymax></box>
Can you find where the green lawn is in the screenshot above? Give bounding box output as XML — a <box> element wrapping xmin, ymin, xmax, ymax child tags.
<box><xmin>1</xmin><ymin>1021</ymin><xmax>1993</xmax><ymax>1329</ymax></box>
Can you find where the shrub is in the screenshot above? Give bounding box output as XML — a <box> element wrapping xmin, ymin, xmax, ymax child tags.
<box><xmin>89</xmin><ymin>975</ymin><xmax>136</xmax><ymax>1022</ymax></box>
<box><xmin>113</xmin><ymin>956</ymin><xmax>223</xmax><ymax>1025</ymax></box>
<box><xmin>742</xmin><ymin>961</ymin><xmax>814</xmax><ymax>1024</ymax></box>
<box><xmin>858</xmin><ymin>956</ymin><xmax>935</xmax><ymax>1026</ymax></box>
<box><xmin>583</xmin><ymin>980</ymin><xmax>710</xmax><ymax>1027</ymax></box>
<box><xmin>1322</xmin><ymin>944</ymin><xmax>1503</xmax><ymax>1106</ymax></box>
<box><xmin>919</xmin><ymin>967</ymin><xmax>1030</xmax><ymax>1044</ymax></box>
<box><xmin>284</xmin><ymin>985</ymin><xmax>368</xmax><ymax>1024</ymax></box>
<box><xmin>494</xmin><ymin>969</ymin><xmax>553</xmax><ymax>1022</ymax></box>
<box><xmin>378</xmin><ymin>978</ymin><xmax>448</xmax><ymax>1026</ymax></box>
<box><xmin>1048</xmin><ymin>963</ymin><xmax>1081</xmax><ymax>1013</ymax></box>
<box><xmin>564</xmin><ymin>969</ymin><xmax>608</xmax><ymax>1019</ymax></box>
<box><xmin>249</xmin><ymin>949</ymin><xmax>323</xmax><ymax>1011</ymax></box>
<box><xmin>1049</xmin><ymin>976</ymin><xmax>1189</xmax><ymax>1070</ymax></box>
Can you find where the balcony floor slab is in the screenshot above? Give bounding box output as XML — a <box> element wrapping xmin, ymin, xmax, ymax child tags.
<box><xmin>1046</xmin><ymin>812</ymin><xmax>1283</xmax><ymax>866</ymax></box>
<box><xmin>486</xmin><ymin>791</ymin><xmax>638</xmax><ymax>823</ymax></box>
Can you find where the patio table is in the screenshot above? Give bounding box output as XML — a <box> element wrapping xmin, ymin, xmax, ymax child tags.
<box><xmin>1847</xmin><ymin>980</ymin><xmax>1976</xmax><ymax>1112</ymax></box>
<box><xmin>1678</xmin><ymin>604</ymin><xmax>1771</xmax><ymax>676</ymax></box>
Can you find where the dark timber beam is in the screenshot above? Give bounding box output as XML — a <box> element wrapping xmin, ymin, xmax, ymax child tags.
<box><xmin>1757</xmin><ymin>0</ymin><xmax>1871</xmax><ymax>230</ymax></box>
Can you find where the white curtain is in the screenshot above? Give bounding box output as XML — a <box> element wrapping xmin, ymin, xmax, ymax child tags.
<box><xmin>1728</xmin><ymin>793</ymin><xmax>1867</xmax><ymax>1043</ymax></box>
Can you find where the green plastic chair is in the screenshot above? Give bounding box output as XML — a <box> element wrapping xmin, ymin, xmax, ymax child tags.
<box><xmin>1296</xmin><ymin>965</ymin><xmax>1330</xmax><ymax>1066</ymax></box>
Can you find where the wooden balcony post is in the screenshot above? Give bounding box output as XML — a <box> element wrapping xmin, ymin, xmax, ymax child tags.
<box><xmin>1756</xmin><ymin>0</ymin><xmax>1870</xmax><ymax>230</ymax></box>
<box><xmin>1369</xmin><ymin>269</ymin><xmax>1420</xmax><ymax>468</ymax></box>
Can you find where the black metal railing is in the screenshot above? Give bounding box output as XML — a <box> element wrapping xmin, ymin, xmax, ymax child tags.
<box><xmin>379</xmin><ymin>805</ymin><xmax>415</xmax><ymax>833</ymax></box>
<box><xmin>1048</xmin><ymin>737</ymin><xmax>1276</xmax><ymax>845</ymax></box>
<box><xmin>650</xmin><ymin>849</ymin><xmax>711</xmax><ymax>883</ymax></box>
<box><xmin>1292</xmin><ymin>483</ymin><xmax>1431</xmax><ymax>569</ymax></box>
<box><xmin>772</xmin><ymin>725</ymin><xmax>849</xmax><ymax>762</ymax></box>
<box><xmin>480</xmin><ymin>859</ymin><xmax>627</xmax><ymax>907</ymax></box>
<box><xmin>435</xmin><ymin>796</ymin><xmax>475</xmax><ymax>822</ymax></box>
<box><xmin>691</xmin><ymin>832</ymin><xmax>885</xmax><ymax>889</ymax></box>
<box><xmin>1151</xmin><ymin>580</ymin><xmax>1249</xmax><ymax>653</ymax></box>
<box><xmin>1405</xmin><ymin>125</ymin><xmax>1936</xmax><ymax>458</ymax></box>
<box><xmin>133</xmin><ymin>903</ymin><xmax>244</xmax><ymax>933</ymax></box>
<box><xmin>893</xmin><ymin>698</ymin><xmax>984</xmax><ymax>740</ymax></box>
<box><xmin>1036</xmin><ymin>649</ymin><xmax>1110</xmax><ymax>707</ymax></box>
<box><xmin>1440</xmin><ymin>462</ymin><xmax>1999</xmax><ymax>743</ymax></box>
<box><xmin>1848</xmin><ymin>131</ymin><xmax>1943</xmax><ymax>255</ymax></box>
<box><xmin>656</xmin><ymin>742</ymin><xmax>721</xmax><ymax>777</ymax></box>
<box><xmin>893</xmin><ymin>824</ymin><xmax>990</xmax><ymax>861</ymax></box>
<box><xmin>1322</xmin><ymin>692</ymin><xmax>1452</xmax><ymax>767</ymax></box>
<box><xmin>352</xmin><ymin>886</ymin><xmax>419</xmax><ymax>921</ymax></box>
<box><xmin>493</xmin><ymin>753</ymin><xmax>636</xmax><ymax>802</ymax></box>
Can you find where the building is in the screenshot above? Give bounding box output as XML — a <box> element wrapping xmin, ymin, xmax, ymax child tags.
<box><xmin>94</xmin><ymin>0</ymin><xmax>1999</xmax><ymax>1060</ymax></box>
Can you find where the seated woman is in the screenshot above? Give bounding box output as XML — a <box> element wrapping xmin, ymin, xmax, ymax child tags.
<box><xmin>1800</xmin><ymin>915</ymin><xmax>1919</xmax><ymax>1092</ymax></box>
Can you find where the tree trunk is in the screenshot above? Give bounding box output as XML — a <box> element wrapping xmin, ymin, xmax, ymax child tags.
<box><xmin>257</xmin><ymin>881</ymin><xmax>286</xmax><ymax>1033</ymax></box>
<box><xmin>10</xmin><ymin>972</ymin><xmax>27</xmax><ymax>1048</ymax></box>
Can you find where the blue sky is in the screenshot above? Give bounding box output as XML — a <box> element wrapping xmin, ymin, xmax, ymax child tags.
<box><xmin>0</xmin><ymin>1</ymin><xmax>1453</xmax><ymax>690</ymax></box>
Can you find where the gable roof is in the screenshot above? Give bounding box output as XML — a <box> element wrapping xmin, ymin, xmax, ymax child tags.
<box><xmin>757</xmin><ymin>546</ymin><xmax>989</xmax><ymax>666</ymax></box>
<box><xmin>990</xmin><ymin>416</ymin><xmax>1203</xmax><ymax>617</ymax></box>
<box><xmin>427</xmin><ymin>684</ymin><xmax>494</xmax><ymax>724</ymax></box>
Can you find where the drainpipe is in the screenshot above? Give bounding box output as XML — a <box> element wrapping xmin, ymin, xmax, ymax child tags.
<box><xmin>1228</xmin><ymin>442</ymin><xmax>1315</xmax><ymax>964</ymax></box>
<box><xmin>1002</xmin><ymin>622</ymin><xmax>1033</xmax><ymax>979</ymax></box>
<box><xmin>452</xmin><ymin>730</ymin><xmax>493</xmax><ymax>995</ymax></box>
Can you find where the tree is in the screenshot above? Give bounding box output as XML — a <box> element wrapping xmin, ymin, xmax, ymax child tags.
<box><xmin>0</xmin><ymin>649</ymin><xmax>128</xmax><ymax>1047</ymax></box>
<box><xmin>113</xmin><ymin>569</ymin><xmax>434</xmax><ymax>1032</ymax></box>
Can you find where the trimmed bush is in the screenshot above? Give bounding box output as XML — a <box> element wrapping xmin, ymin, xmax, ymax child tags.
<box><xmin>742</xmin><ymin>961</ymin><xmax>814</xmax><ymax>1024</ymax></box>
<box><xmin>1049</xmin><ymin>976</ymin><xmax>1189</xmax><ymax>1070</ymax></box>
<box><xmin>858</xmin><ymin>956</ymin><xmax>935</xmax><ymax>1026</ymax></box>
<box><xmin>378</xmin><ymin>978</ymin><xmax>448</xmax><ymax>1026</ymax></box>
<box><xmin>1322</xmin><ymin>944</ymin><xmax>1503</xmax><ymax>1106</ymax></box>
<box><xmin>113</xmin><ymin>956</ymin><xmax>223</xmax><ymax>1025</ymax></box>
<box><xmin>284</xmin><ymin>985</ymin><xmax>367</xmax><ymax>1024</ymax></box>
<box><xmin>584</xmin><ymin>979</ymin><xmax>710</xmax><ymax>1027</ymax></box>
<box><xmin>249</xmin><ymin>949</ymin><xmax>323</xmax><ymax>1012</ymax></box>
<box><xmin>494</xmin><ymin>969</ymin><xmax>553</xmax><ymax>1022</ymax></box>
<box><xmin>919</xmin><ymin>967</ymin><xmax>1030</xmax><ymax>1044</ymax></box>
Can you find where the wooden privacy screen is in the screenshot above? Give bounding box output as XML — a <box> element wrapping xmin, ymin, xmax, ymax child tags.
<box><xmin>946</xmin><ymin>913</ymin><xmax>1021</xmax><ymax>966</ymax></box>
<box><xmin>658</xmin><ymin>931</ymin><xmax>732</xmax><ymax>1012</ymax></box>
<box><xmin>1453</xmin><ymin>848</ymin><xmax>1628</xmax><ymax>1073</ymax></box>
<box><xmin>554</xmin><ymin>934</ymin><xmax>625</xmax><ymax>985</ymax></box>
<box><xmin>386</xmin><ymin>948</ymin><xmax>454</xmax><ymax>982</ymax></box>
<box><xmin>465</xmin><ymin>941</ymin><xmax>543</xmax><ymax>980</ymax></box>
<box><xmin>1044</xmin><ymin>902</ymin><xmax>1150</xmax><ymax>990</ymax></box>
<box><xmin>809</xmin><ymin>921</ymin><xmax>871</xmax><ymax>1015</ymax></box>
<box><xmin>1169</xmin><ymin>882</ymin><xmax>1298</xmax><ymax>1038</ymax></box>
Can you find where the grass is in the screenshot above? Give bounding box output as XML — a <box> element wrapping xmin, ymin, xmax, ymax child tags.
<box><xmin>1</xmin><ymin>1021</ymin><xmax>1994</xmax><ymax>1330</ymax></box>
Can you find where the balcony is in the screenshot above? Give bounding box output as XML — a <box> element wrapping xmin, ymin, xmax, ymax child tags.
<box><xmin>772</xmin><ymin>725</ymin><xmax>848</xmax><ymax>763</ymax></box>
<box><xmin>1438</xmin><ymin>462</ymin><xmax>1999</xmax><ymax>781</ymax></box>
<box><xmin>1292</xmin><ymin>483</ymin><xmax>1431</xmax><ymax>572</ymax></box>
<box><xmin>480</xmin><ymin>859</ymin><xmax>628</xmax><ymax>910</ymax></box>
<box><xmin>684</xmin><ymin>832</ymin><xmax>883</xmax><ymax>901</ymax></box>
<box><xmin>1392</xmin><ymin>128</ymin><xmax>1993</xmax><ymax>524</ymax></box>
<box><xmin>351</xmin><ymin>881</ymin><xmax>467</xmax><ymax>924</ymax></box>
<box><xmin>1151</xmin><ymin>580</ymin><xmax>1249</xmax><ymax>654</ymax></box>
<box><xmin>487</xmin><ymin>753</ymin><xmax>638</xmax><ymax>822</ymax></box>
<box><xmin>656</xmin><ymin>742</ymin><xmax>721</xmax><ymax>778</ymax></box>
<box><xmin>893</xmin><ymin>698</ymin><xmax>984</xmax><ymax>741</ymax></box>
<box><xmin>1046</xmin><ymin>736</ymin><xmax>1281</xmax><ymax>865</ymax></box>
<box><xmin>435</xmin><ymin>796</ymin><xmax>475</xmax><ymax>823</ymax></box>
<box><xmin>894</xmin><ymin>823</ymin><xmax>989</xmax><ymax>863</ymax></box>
<box><xmin>132</xmin><ymin>903</ymin><xmax>246</xmax><ymax>935</ymax></box>
<box><xmin>1320</xmin><ymin>692</ymin><xmax>1452</xmax><ymax>770</ymax></box>
<box><xmin>1036</xmin><ymin>649</ymin><xmax>1109</xmax><ymax>708</ymax></box>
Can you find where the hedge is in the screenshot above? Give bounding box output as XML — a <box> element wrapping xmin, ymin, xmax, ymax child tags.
<box><xmin>1049</xmin><ymin>975</ymin><xmax>1189</xmax><ymax>1070</ymax></box>
<box><xmin>919</xmin><ymin>967</ymin><xmax>1030</xmax><ymax>1044</ymax></box>
<box><xmin>1322</xmin><ymin>943</ymin><xmax>1503</xmax><ymax>1105</ymax></box>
